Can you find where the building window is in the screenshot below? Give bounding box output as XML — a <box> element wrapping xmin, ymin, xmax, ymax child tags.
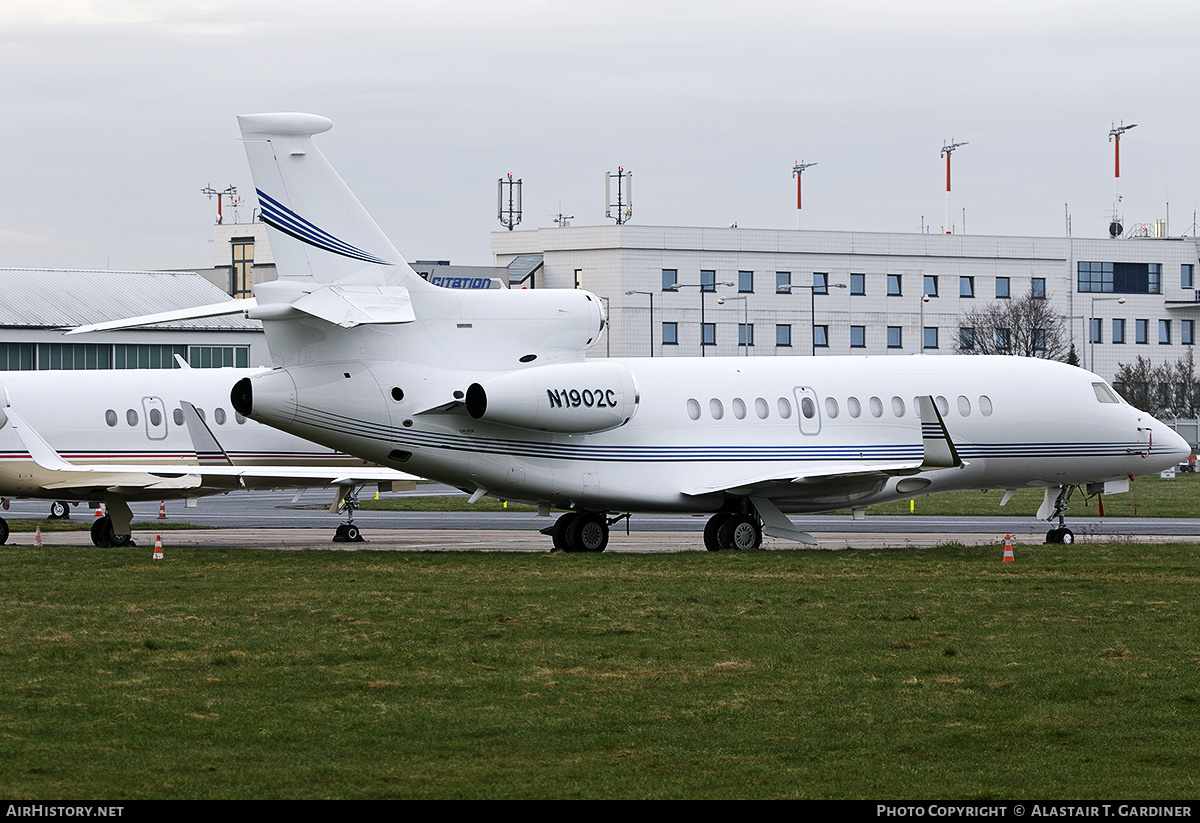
<box><xmin>574</xmin><ymin>269</ymin><xmax>583</xmax><ymax>289</ymax></box>
<box><xmin>887</xmin><ymin>274</ymin><xmax>902</xmax><ymax>296</ymax></box>
<box><xmin>702</xmin><ymin>322</ymin><xmax>716</xmax><ymax>346</ymax></box>
<box><xmin>231</xmin><ymin>238</ymin><xmax>254</xmax><ymax>299</ymax></box>
<box><xmin>776</xmin><ymin>271</ymin><xmax>791</xmax><ymax>293</ymax></box>
<box><xmin>1078</xmin><ymin>261</ymin><xmax>1163</xmax><ymax>294</ymax></box>
<box><xmin>850</xmin><ymin>325</ymin><xmax>866</xmax><ymax>348</ymax></box>
<box><xmin>1159</xmin><ymin>320</ymin><xmax>1171</xmax><ymax>344</ymax></box>
<box><xmin>0</xmin><ymin>342</ymin><xmax>35</xmax><ymax>370</ymax></box>
<box><xmin>813</xmin><ymin>325</ymin><xmax>829</xmax><ymax>348</ymax></box>
<box><xmin>850</xmin><ymin>273</ymin><xmax>865</xmax><ymax>295</ymax></box>
<box><xmin>1136</xmin><ymin>319</ymin><xmax>1148</xmax><ymax>344</ymax></box>
<box><xmin>188</xmin><ymin>346</ymin><xmax>250</xmax><ymax>369</ymax></box>
<box><xmin>700</xmin><ymin>270</ymin><xmax>715</xmax><ymax>293</ymax></box>
<box><xmin>1089</xmin><ymin>318</ymin><xmax>1103</xmax><ymax>344</ymax></box>
<box><xmin>995</xmin><ymin>329</ymin><xmax>1011</xmax><ymax>351</ymax></box>
<box><xmin>887</xmin><ymin>326</ymin><xmax>902</xmax><ymax>348</ymax></box>
<box><xmin>960</xmin><ymin>276</ymin><xmax>974</xmax><ymax>298</ymax></box>
<box><xmin>813</xmin><ymin>272</ymin><xmax>828</xmax><ymax>295</ymax></box>
<box><xmin>1033</xmin><ymin>328</ymin><xmax>1047</xmax><ymax>351</ymax></box>
<box><xmin>996</xmin><ymin>277</ymin><xmax>1010</xmax><ymax>299</ymax></box>
<box><xmin>739</xmin><ymin>323</ymin><xmax>754</xmax><ymax>347</ymax></box>
<box><xmin>959</xmin><ymin>327</ymin><xmax>975</xmax><ymax>350</ymax></box>
<box><xmin>1031</xmin><ymin>277</ymin><xmax>1046</xmax><ymax>299</ymax></box>
<box><xmin>923</xmin><ymin>275</ymin><xmax>938</xmax><ymax>297</ymax></box>
<box><xmin>662</xmin><ymin>269</ymin><xmax>677</xmax><ymax>291</ymax></box>
<box><xmin>738</xmin><ymin>270</ymin><xmax>753</xmax><ymax>293</ymax></box>
<box><xmin>1183</xmin><ymin>320</ymin><xmax>1194</xmax><ymax>346</ymax></box>
<box><xmin>662</xmin><ymin>322</ymin><xmax>678</xmax><ymax>346</ymax></box>
<box><xmin>1113</xmin><ymin>318</ymin><xmax>1126</xmax><ymax>344</ymax></box>
<box><xmin>923</xmin><ymin>327</ymin><xmax>938</xmax><ymax>349</ymax></box>
<box><xmin>1183</xmin><ymin>264</ymin><xmax>1195</xmax><ymax>290</ymax></box>
<box><xmin>37</xmin><ymin>343</ymin><xmax>113</xmax><ymax>370</ymax></box>
<box><xmin>115</xmin><ymin>344</ymin><xmax>187</xmax><ymax>369</ymax></box>
<box><xmin>776</xmin><ymin>324</ymin><xmax>791</xmax><ymax>347</ymax></box>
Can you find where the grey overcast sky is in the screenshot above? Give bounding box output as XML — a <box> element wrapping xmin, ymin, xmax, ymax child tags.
<box><xmin>2</xmin><ymin>0</ymin><xmax>1198</xmax><ymax>272</ymax></box>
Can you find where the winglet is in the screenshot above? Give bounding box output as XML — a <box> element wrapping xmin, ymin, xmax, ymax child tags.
<box><xmin>4</xmin><ymin>407</ymin><xmax>75</xmax><ymax>472</ymax></box>
<box><xmin>917</xmin><ymin>396</ymin><xmax>963</xmax><ymax>470</ymax></box>
<box><xmin>180</xmin><ymin>401</ymin><xmax>235</xmax><ymax>466</ymax></box>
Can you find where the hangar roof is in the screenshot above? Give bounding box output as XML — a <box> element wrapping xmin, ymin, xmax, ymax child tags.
<box><xmin>0</xmin><ymin>269</ymin><xmax>261</xmax><ymax>332</ymax></box>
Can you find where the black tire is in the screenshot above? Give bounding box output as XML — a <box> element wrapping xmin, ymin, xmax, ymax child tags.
<box><xmin>49</xmin><ymin>501</ymin><xmax>69</xmax><ymax>519</ymax></box>
<box><xmin>345</xmin><ymin>524</ymin><xmax>362</xmax><ymax>542</ymax></box>
<box><xmin>718</xmin><ymin>513</ymin><xmax>761</xmax><ymax>551</ymax></box>
<box><xmin>704</xmin><ymin>513</ymin><xmax>730</xmax><ymax>551</ymax></box>
<box><xmin>1046</xmin><ymin>528</ymin><xmax>1062</xmax><ymax>544</ymax></box>
<box><xmin>568</xmin><ymin>513</ymin><xmax>609</xmax><ymax>553</ymax></box>
<box><xmin>1059</xmin><ymin>528</ymin><xmax>1074</xmax><ymax>545</ymax></box>
<box><xmin>0</xmin><ymin>517</ymin><xmax>8</xmax><ymax>545</ymax></box>
<box><xmin>91</xmin><ymin>516</ymin><xmax>113</xmax><ymax>548</ymax></box>
<box><xmin>552</xmin><ymin>513</ymin><xmax>578</xmax><ymax>551</ymax></box>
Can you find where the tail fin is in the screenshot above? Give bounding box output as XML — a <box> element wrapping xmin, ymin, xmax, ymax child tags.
<box><xmin>237</xmin><ymin>113</ymin><xmax>425</xmax><ymax>289</ymax></box>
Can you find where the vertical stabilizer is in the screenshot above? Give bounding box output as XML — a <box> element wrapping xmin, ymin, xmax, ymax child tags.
<box><xmin>237</xmin><ymin>113</ymin><xmax>423</xmax><ymax>289</ymax></box>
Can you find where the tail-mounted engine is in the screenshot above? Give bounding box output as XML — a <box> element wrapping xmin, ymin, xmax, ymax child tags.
<box><xmin>465</xmin><ymin>361</ymin><xmax>639</xmax><ymax>434</ymax></box>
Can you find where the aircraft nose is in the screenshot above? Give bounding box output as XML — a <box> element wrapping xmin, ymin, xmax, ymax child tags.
<box><xmin>1159</xmin><ymin>423</ymin><xmax>1192</xmax><ymax>464</ymax></box>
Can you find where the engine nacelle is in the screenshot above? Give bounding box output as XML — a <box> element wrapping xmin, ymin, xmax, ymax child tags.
<box><xmin>465</xmin><ymin>361</ymin><xmax>639</xmax><ymax>433</ymax></box>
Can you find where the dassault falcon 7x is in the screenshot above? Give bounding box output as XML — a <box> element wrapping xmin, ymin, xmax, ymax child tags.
<box><xmin>79</xmin><ymin>113</ymin><xmax>1191</xmax><ymax>551</ymax></box>
<box><xmin>0</xmin><ymin>367</ymin><xmax>415</xmax><ymax>546</ymax></box>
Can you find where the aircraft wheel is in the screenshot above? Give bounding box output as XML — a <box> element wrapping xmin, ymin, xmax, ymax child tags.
<box><xmin>49</xmin><ymin>501</ymin><xmax>69</xmax><ymax>519</ymax></box>
<box><xmin>552</xmin><ymin>513</ymin><xmax>578</xmax><ymax>551</ymax></box>
<box><xmin>568</xmin><ymin>513</ymin><xmax>608</xmax><ymax>553</ymax></box>
<box><xmin>0</xmin><ymin>517</ymin><xmax>8</xmax><ymax>545</ymax></box>
<box><xmin>91</xmin><ymin>516</ymin><xmax>113</xmax><ymax>548</ymax></box>
<box><xmin>704</xmin><ymin>513</ymin><xmax>731</xmax><ymax>551</ymax></box>
<box><xmin>1058</xmin><ymin>528</ymin><xmax>1074</xmax><ymax>545</ymax></box>
<box><xmin>718</xmin><ymin>513</ymin><xmax>761</xmax><ymax>551</ymax></box>
<box><xmin>345</xmin><ymin>524</ymin><xmax>362</xmax><ymax>542</ymax></box>
<box><xmin>110</xmin><ymin>532</ymin><xmax>133</xmax><ymax>548</ymax></box>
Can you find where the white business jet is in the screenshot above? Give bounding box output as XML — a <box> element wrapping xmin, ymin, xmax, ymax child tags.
<box><xmin>81</xmin><ymin>113</ymin><xmax>1192</xmax><ymax>552</ymax></box>
<box><xmin>0</xmin><ymin>366</ymin><xmax>415</xmax><ymax>546</ymax></box>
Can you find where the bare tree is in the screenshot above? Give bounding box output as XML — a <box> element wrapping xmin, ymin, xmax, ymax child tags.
<box><xmin>953</xmin><ymin>291</ymin><xmax>1069</xmax><ymax>360</ymax></box>
<box><xmin>1115</xmin><ymin>350</ymin><xmax>1199</xmax><ymax>418</ymax></box>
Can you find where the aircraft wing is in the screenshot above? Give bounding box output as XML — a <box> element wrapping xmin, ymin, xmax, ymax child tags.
<box><xmin>3</xmin><ymin>405</ymin><xmax>417</xmax><ymax>491</ymax></box>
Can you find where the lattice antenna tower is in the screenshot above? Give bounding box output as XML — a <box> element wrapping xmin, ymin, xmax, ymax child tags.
<box><xmin>605</xmin><ymin>167</ymin><xmax>632</xmax><ymax>225</ymax></box>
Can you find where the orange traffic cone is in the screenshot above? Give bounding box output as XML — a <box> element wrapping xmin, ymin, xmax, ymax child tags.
<box><xmin>94</xmin><ymin>504</ymin><xmax>103</xmax><ymax>517</ymax></box>
<box><xmin>1002</xmin><ymin>535</ymin><xmax>1015</xmax><ymax>563</ymax></box>
<box><xmin>34</xmin><ymin>526</ymin><xmax>42</xmax><ymax>547</ymax></box>
<box><xmin>157</xmin><ymin>501</ymin><xmax>167</xmax><ymax>520</ymax></box>
<box><xmin>153</xmin><ymin>534</ymin><xmax>163</xmax><ymax>561</ymax></box>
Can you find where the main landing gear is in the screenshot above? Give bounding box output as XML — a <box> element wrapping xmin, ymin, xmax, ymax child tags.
<box><xmin>703</xmin><ymin>510</ymin><xmax>763</xmax><ymax>552</ymax></box>
<box><xmin>1044</xmin><ymin>486</ymin><xmax>1076</xmax><ymax>545</ymax></box>
<box><xmin>547</xmin><ymin>511</ymin><xmax>611</xmax><ymax>553</ymax></box>
<box><xmin>333</xmin><ymin>485</ymin><xmax>365</xmax><ymax>543</ymax></box>
<box><xmin>90</xmin><ymin>516</ymin><xmax>133</xmax><ymax>548</ymax></box>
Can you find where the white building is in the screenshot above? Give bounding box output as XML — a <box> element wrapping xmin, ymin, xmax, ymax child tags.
<box><xmin>492</xmin><ymin>225</ymin><xmax>1200</xmax><ymax>385</ymax></box>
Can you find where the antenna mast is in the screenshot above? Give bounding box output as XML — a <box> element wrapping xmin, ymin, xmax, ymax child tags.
<box><xmin>201</xmin><ymin>184</ymin><xmax>240</xmax><ymax>225</ymax></box>
<box><xmin>498</xmin><ymin>173</ymin><xmax>522</xmax><ymax>231</ymax></box>
<box><xmin>939</xmin><ymin>139</ymin><xmax>967</xmax><ymax>234</ymax></box>
<box><xmin>605</xmin><ymin>167</ymin><xmax>632</xmax><ymax>225</ymax></box>
<box><xmin>792</xmin><ymin>160</ymin><xmax>816</xmax><ymax>230</ymax></box>
<box><xmin>1108</xmin><ymin>120</ymin><xmax>1136</xmax><ymax>237</ymax></box>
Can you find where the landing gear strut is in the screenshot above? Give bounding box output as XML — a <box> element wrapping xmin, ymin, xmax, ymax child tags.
<box><xmin>548</xmin><ymin>511</ymin><xmax>610</xmax><ymax>552</ymax></box>
<box><xmin>90</xmin><ymin>516</ymin><xmax>133</xmax><ymax>548</ymax></box>
<box><xmin>703</xmin><ymin>509</ymin><xmax>763</xmax><ymax>551</ymax></box>
<box><xmin>333</xmin><ymin>486</ymin><xmax>365</xmax><ymax>543</ymax></box>
<box><xmin>1045</xmin><ymin>486</ymin><xmax>1076</xmax><ymax>545</ymax></box>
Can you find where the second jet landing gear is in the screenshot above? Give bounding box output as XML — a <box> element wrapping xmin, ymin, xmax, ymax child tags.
<box><xmin>1043</xmin><ymin>486</ymin><xmax>1076</xmax><ymax>545</ymax></box>
<box><xmin>703</xmin><ymin>510</ymin><xmax>763</xmax><ymax>552</ymax></box>
<box><xmin>547</xmin><ymin>511</ymin><xmax>612</xmax><ymax>553</ymax></box>
<box><xmin>333</xmin><ymin>485</ymin><xmax>365</xmax><ymax>543</ymax></box>
<box><xmin>90</xmin><ymin>516</ymin><xmax>133</xmax><ymax>548</ymax></box>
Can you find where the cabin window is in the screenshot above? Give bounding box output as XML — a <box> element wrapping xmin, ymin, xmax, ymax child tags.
<box><xmin>979</xmin><ymin>396</ymin><xmax>994</xmax><ymax>416</ymax></box>
<box><xmin>732</xmin><ymin>398</ymin><xmax>747</xmax><ymax>419</ymax></box>
<box><xmin>149</xmin><ymin>409</ymin><xmax>162</xmax><ymax>427</ymax></box>
<box><xmin>936</xmin><ymin>396</ymin><xmax>949</xmax><ymax>416</ymax></box>
<box><xmin>173</xmin><ymin>408</ymin><xmax>185</xmax><ymax>426</ymax></box>
<box><xmin>126</xmin><ymin>409</ymin><xmax>138</xmax><ymax>426</ymax></box>
<box><xmin>777</xmin><ymin>398</ymin><xmax>792</xmax><ymax>419</ymax></box>
<box><xmin>709</xmin><ymin>399</ymin><xmax>724</xmax><ymax>419</ymax></box>
<box><xmin>235</xmin><ymin>412</ymin><xmax>247</xmax><ymax>424</ymax></box>
<box><xmin>105</xmin><ymin>409</ymin><xmax>118</xmax><ymax>427</ymax></box>
<box><xmin>824</xmin><ymin>397</ymin><xmax>839</xmax><ymax>418</ymax></box>
<box><xmin>686</xmin><ymin>399</ymin><xmax>701</xmax><ymax>420</ymax></box>
<box><xmin>801</xmin><ymin>397</ymin><xmax>817</xmax><ymax>419</ymax></box>
<box><xmin>755</xmin><ymin>397</ymin><xmax>769</xmax><ymax>419</ymax></box>
<box><xmin>215</xmin><ymin>408</ymin><xmax>227</xmax><ymax>425</ymax></box>
<box><xmin>847</xmin><ymin>397</ymin><xmax>862</xmax><ymax>418</ymax></box>
<box><xmin>891</xmin><ymin>396</ymin><xmax>906</xmax><ymax>417</ymax></box>
<box><xmin>869</xmin><ymin>396</ymin><xmax>883</xmax><ymax>418</ymax></box>
<box><xmin>957</xmin><ymin>396</ymin><xmax>971</xmax><ymax>416</ymax></box>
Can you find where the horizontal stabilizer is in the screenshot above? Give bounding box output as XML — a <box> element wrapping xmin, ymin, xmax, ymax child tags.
<box><xmin>65</xmin><ymin>299</ymin><xmax>254</xmax><ymax>336</ymax></box>
<box><xmin>291</xmin><ymin>285</ymin><xmax>415</xmax><ymax>327</ymax></box>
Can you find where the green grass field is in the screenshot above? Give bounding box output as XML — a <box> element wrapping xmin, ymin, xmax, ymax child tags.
<box><xmin>3</xmin><ymin>541</ymin><xmax>1200</xmax><ymax>799</ymax></box>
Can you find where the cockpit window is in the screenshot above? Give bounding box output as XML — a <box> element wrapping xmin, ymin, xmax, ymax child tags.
<box><xmin>1093</xmin><ymin>382</ymin><xmax>1121</xmax><ymax>404</ymax></box>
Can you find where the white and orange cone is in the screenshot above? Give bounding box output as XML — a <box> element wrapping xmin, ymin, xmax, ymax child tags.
<box><xmin>34</xmin><ymin>526</ymin><xmax>42</xmax><ymax>547</ymax></box>
<box><xmin>157</xmin><ymin>501</ymin><xmax>167</xmax><ymax>520</ymax></box>
<box><xmin>153</xmin><ymin>534</ymin><xmax>163</xmax><ymax>561</ymax></box>
<box><xmin>1002</xmin><ymin>535</ymin><xmax>1015</xmax><ymax>563</ymax></box>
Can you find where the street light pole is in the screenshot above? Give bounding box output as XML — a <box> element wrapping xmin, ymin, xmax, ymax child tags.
<box><xmin>670</xmin><ymin>281</ymin><xmax>733</xmax><ymax>357</ymax></box>
<box><xmin>777</xmin><ymin>280</ymin><xmax>847</xmax><ymax>355</ymax></box>
<box><xmin>624</xmin><ymin>290</ymin><xmax>655</xmax><ymax>357</ymax></box>
<box><xmin>717</xmin><ymin>295</ymin><xmax>750</xmax><ymax>356</ymax></box>
<box><xmin>1090</xmin><ymin>295</ymin><xmax>1126</xmax><ymax>373</ymax></box>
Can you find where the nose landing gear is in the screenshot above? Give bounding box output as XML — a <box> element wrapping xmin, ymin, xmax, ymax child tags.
<box><xmin>1043</xmin><ymin>486</ymin><xmax>1076</xmax><ymax>545</ymax></box>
